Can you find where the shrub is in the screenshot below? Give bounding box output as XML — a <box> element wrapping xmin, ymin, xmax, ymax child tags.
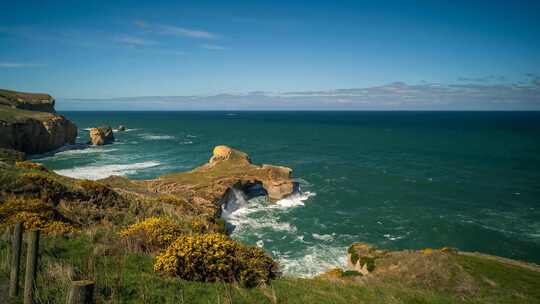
<box><xmin>0</xmin><ymin>148</ymin><xmax>25</xmax><ymax>163</ymax></box>
<box><xmin>348</xmin><ymin>242</ymin><xmax>386</xmax><ymax>273</ymax></box>
<box><xmin>342</xmin><ymin>270</ymin><xmax>362</xmax><ymax>277</ymax></box>
<box><xmin>15</xmin><ymin>161</ymin><xmax>48</xmax><ymax>172</ymax></box>
<box><xmin>119</xmin><ymin>217</ymin><xmax>185</xmax><ymax>252</ymax></box>
<box><xmin>78</xmin><ymin>179</ymin><xmax>116</xmax><ymax>199</ymax></box>
<box><xmin>190</xmin><ymin>216</ymin><xmax>228</xmax><ymax>234</ymax></box>
<box><xmin>77</xmin><ymin>179</ymin><xmax>128</xmax><ymax>211</ymax></box>
<box><xmin>317</xmin><ymin>268</ymin><xmax>362</xmax><ymax>281</ymax></box>
<box><xmin>422</xmin><ymin>248</ymin><xmax>435</xmax><ymax>255</ymax></box>
<box><xmin>348</xmin><ymin>245</ymin><xmax>360</xmax><ymax>265</ymax></box>
<box><xmin>359</xmin><ymin>256</ymin><xmax>375</xmax><ymax>272</ymax></box>
<box><xmin>0</xmin><ymin>196</ymin><xmax>74</xmax><ymax>235</ymax></box>
<box><xmin>21</xmin><ymin>172</ymin><xmax>67</xmax><ymax>202</ymax></box>
<box><xmin>154</xmin><ymin>233</ymin><xmax>279</xmax><ymax>287</ymax></box>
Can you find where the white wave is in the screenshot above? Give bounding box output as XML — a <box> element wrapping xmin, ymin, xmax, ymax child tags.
<box><xmin>54</xmin><ymin>161</ymin><xmax>160</xmax><ymax>180</ymax></box>
<box><xmin>55</xmin><ymin>147</ymin><xmax>118</xmax><ymax>156</ymax></box>
<box><xmin>383</xmin><ymin>233</ymin><xmax>405</xmax><ymax>241</ymax></box>
<box><xmin>186</xmin><ymin>134</ymin><xmax>197</xmax><ymax>138</ymax></box>
<box><xmin>227</xmin><ymin>210</ymin><xmax>297</xmax><ymax>234</ymax></box>
<box><xmin>276</xmin><ymin>244</ymin><xmax>347</xmax><ymax>277</ymax></box>
<box><xmin>140</xmin><ymin>134</ymin><xmax>174</xmax><ymax>140</ymax></box>
<box><xmin>275</xmin><ymin>191</ymin><xmax>316</xmax><ymax>208</ymax></box>
<box><xmin>84</xmin><ymin>127</ymin><xmax>139</xmax><ymax>132</ymax></box>
<box><xmin>312</xmin><ymin>233</ymin><xmax>335</xmax><ymax>241</ymax></box>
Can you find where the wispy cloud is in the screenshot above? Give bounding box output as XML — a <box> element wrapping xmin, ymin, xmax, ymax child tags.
<box><xmin>0</xmin><ymin>62</ymin><xmax>45</xmax><ymax>68</ymax></box>
<box><xmin>114</xmin><ymin>35</ymin><xmax>156</xmax><ymax>46</ymax></box>
<box><xmin>135</xmin><ymin>21</ymin><xmax>217</xmax><ymax>39</ymax></box>
<box><xmin>200</xmin><ymin>44</ymin><xmax>227</xmax><ymax>50</ymax></box>
<box><xmin>457</xmin><ymin>75</ymin><xmax>506</xmax><ymax>83</ymax></box>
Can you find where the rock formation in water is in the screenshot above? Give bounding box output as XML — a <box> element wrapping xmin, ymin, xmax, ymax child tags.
<box><xmin>89</xmin><ymin>126</ymin><xmax>115</xmax><ymax>145</ymax></box>
<box><xmin>101</xmin><ymin>145</ymin><xmax>297</xmax><ymax>220</ymax></box>
<box><xmin>0</xmin><ymin>89</ymin><xmax>77</xmax><ymax>154</ymax></box>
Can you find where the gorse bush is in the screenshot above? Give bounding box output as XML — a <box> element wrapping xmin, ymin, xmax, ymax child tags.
<box><xmin>0</xmin><ymin>196</ymin><xmax>74</xmax><ymax>234</ymax></box>
<box><xmin>154</xmin><ymin>233</ymin><xmax>279</xmax><ymax>287</ymax></box>
<box><xmin>119</xmin><ymin>217</ymin><xmax>185</xmax><ymax>252</ymax></box>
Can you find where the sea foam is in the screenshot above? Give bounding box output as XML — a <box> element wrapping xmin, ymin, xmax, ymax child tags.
<box><xmin>54</xmin><ymin>161</ymin><xmax>160</xmax><ymax>179</ymax></box>
<box><xmin>276</xmin><ymin>244</ymin><xmax>347</xmax><ymax>277</ymax></box>
<box><xmin>140</xmin><ymin>134</ymin><xmax>175</xmax><ymax>140</ymax></box>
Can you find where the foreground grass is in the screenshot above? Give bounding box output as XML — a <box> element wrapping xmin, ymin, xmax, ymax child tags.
<box><xmin>1</xmin><ymin>232</ymin><xmax>539</xmax><ymax>304</ymax></box>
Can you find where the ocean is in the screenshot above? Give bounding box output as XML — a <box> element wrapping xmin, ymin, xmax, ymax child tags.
<box><xmin>34</xmin><ymin>111</ymin><xmax>540</xmax><ymax>277</ymax></box>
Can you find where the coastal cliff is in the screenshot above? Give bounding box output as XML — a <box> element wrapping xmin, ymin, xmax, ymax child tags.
<box><xmin>0</xmin><ymin>146</ymin><xmax>539</xmax><ymax>303</ymax></box>
<box><xmin>0</xmin><ymin>89</ymin><xmax>77</xmax><ymax>154</ymax></box>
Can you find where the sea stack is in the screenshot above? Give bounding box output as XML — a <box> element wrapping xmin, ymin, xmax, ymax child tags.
<box><xmin>0</xmin><ymin>89</ymin><xmax>77</xmax><ymax>154</ymax></box>
<box><xmin>89</xmin><ymin>126</ymin><xmax>115</xmax><ymax>145</ymax></box>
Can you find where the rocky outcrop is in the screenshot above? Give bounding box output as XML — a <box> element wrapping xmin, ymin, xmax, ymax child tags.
<box><xmin>101</xmin><ymin>145</ymin><xmax>297</xmax><ymax>220</ymax></box>
<box><xmin>0</xmin><ymin>89</ymin><xmax>77</xmax><ymax>154</ymax></box>
<box><xmin>203</xmin><ymin>145</ymin><xmax>295</xmax><ymax>201</ymax></box>
<box><xmin>0</xmin><ymin>89</ymin><xmax>56</xmax><ymax>113</ymax></box>
<box><xmin>89</xmin><ymin>126</ymin><xmax>114</xmax><ymax>145</ymax></box>
<box><xmin>346</xmin><ymin>242</ymin><xmax>387</xmax><ymax>275</ymax></box>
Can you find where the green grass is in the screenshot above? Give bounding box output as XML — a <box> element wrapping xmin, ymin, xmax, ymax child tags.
<box><xmin>455</xmin><ymin>254</ymin><xmax>540</xmax><ymax>303</ymax></box>
<box><xmin>0</xmin><ymin>105</ymin><xmax>53</xmax><ymax>123</ymax></box>
<box><xmin>1</xmin><ymin>233</ymin><xmax>539</xmax><ymax>304</ymax></box>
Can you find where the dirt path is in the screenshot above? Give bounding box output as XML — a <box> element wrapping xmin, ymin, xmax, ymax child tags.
<box><xmin>460</xmin><ymin>251</ymin><xmax>540</xmax><ymax>273</ymax></box>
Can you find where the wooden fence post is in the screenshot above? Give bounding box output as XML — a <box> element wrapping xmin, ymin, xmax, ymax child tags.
<box><xmin>9</xmin><ymin>222</ymin><xmax>24</xmax><ymax>297</ymax></box>
<box><xmin>24</xmin><ymin>229</ymin><xmax>40</xmax><ymax>304</ymax></box>
<box><xmin>67</xmin><ymin>280</ymin><xmax>95</xmax><ymax>304</ymax></box>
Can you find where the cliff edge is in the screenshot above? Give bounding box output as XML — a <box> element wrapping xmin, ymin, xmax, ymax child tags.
<box><xmin>0</xmin><ymin>89</ymin><xmax>77</xmax><ymax>154</ymax></box>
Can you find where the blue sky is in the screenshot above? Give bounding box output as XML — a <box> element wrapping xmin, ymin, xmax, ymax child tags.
<box><xmin>1</xmin><ymin>0</ymin><xmax>539</xmax><ymax>110</ymax></box>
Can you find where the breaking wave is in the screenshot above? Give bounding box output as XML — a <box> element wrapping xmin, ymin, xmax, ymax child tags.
<box><xmin>140</xmin><ymin>133</ymin><xmax>175</xmax><ymax>140</ymax></box>
<box><xmin>54</xmin><ymin>161</ymin><xmax>160</xmax><ymax>179</ymax></box>
<box><xmin>219</xmin><ymin>187</ymin><xmax>345</xmax><ymax>277</ymax></box>
<box><xmin>275</xmin><ymin>244</ymin><xmax>347</xmax><ymax>277</ymax></box>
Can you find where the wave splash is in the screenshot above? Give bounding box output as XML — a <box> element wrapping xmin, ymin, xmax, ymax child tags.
<box><xmin>221</xmin><ymin>187</ymin><xmax>344</xmax><ymax>277</ymax></box>
<box><xmin>54</xmin><ymin>161</ymin><xmax>160</xmax><ymax>180</ymax></box>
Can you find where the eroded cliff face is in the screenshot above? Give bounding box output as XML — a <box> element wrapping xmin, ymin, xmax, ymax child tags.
<box><xmin>0</xmin><ymin>89</ymin><xmax>77</xmax><ymax>154</ymax></box>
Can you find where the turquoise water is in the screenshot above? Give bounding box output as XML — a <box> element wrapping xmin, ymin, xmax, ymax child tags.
<box><xmin>35</xmin><ymin>111</ymin><xmax>540</xmax><ymax>276</ymax></box>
